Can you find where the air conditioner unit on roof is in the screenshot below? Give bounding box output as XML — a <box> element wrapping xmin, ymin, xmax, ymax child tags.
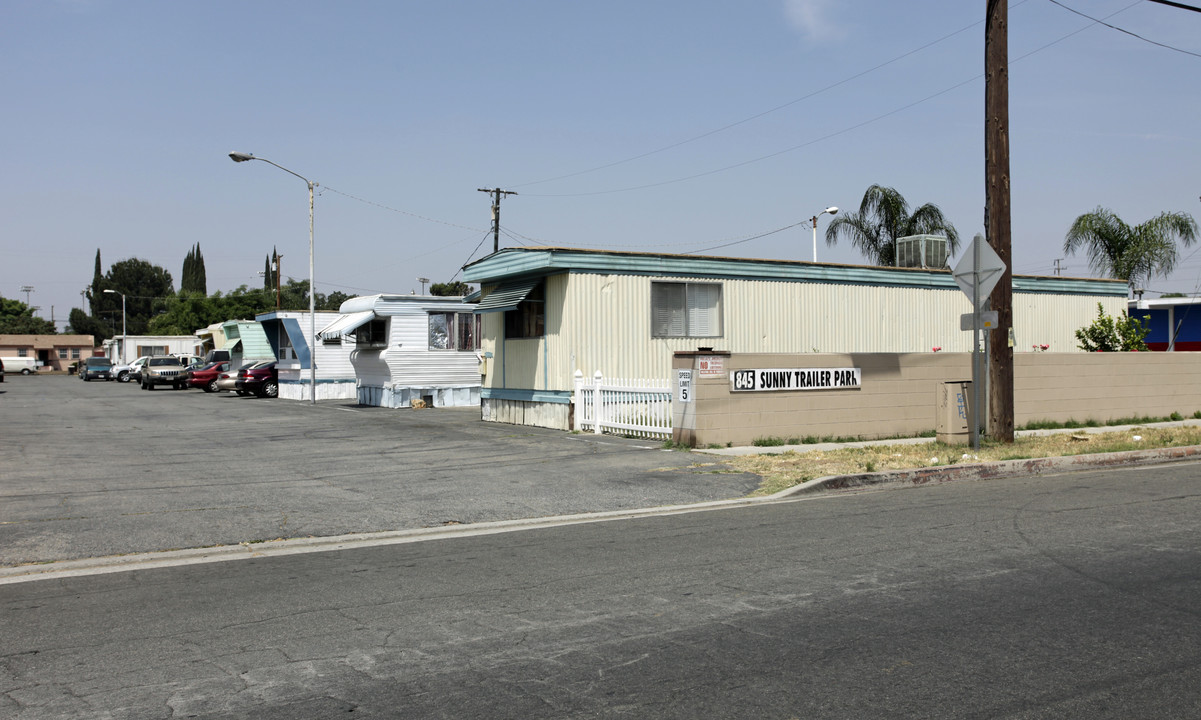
<box><xmin>895</xmin><ymin>234</ymin><xmax>949</xmax><ymax>269</ymax></box>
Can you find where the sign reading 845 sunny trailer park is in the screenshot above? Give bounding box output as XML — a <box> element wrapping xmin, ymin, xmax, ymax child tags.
<box><xmin>730</xmin><ymin>368</ymin><xmax>862</xmax><ymax>392</ymax></box>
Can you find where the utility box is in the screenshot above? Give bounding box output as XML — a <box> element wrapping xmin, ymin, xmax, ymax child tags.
<box><xmin>936</xmin><ymin>381</ymin><xmax>973</xmax><ymax>444</ymax></box>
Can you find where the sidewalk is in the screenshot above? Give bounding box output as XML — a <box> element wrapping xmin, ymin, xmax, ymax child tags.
<box><xmin>694</xmin><ymin>418</ymin><xmax>1201</xmax><ymax>456</ymax></box>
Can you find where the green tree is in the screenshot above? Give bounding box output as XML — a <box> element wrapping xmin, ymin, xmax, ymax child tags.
<box><xmin>825</xmin><ymin>184</ymin><xmax>960</xmax><ymax>266</ymax></box>
<box><xmin>67</xmin><ymin>307</ymin><xmax>111</xmax><ymax>345</ymax></box>
<box><xmin>1075</xmin><ymin>303</ymin><xmax>1150</xmax><ymax>352</ymax></box>
<box><xmin>430</xmin><ymin>281</ymin><xmax>472</xmax><ymax>296</ymax></box>
<box><xmin>104</xmin><ymin>258</ymin><xmax>175</xmax><ymax>335</ymax></box>
<box><xmin>1063</xmin><ymin>207</ymin><xmax>1198</xmax><ymax>288</ymax></box>
<box><xmin>0</xmin><ymin>296</ymin><xmax>56</xmax><ymax>334</ymax></box>
<box><xmin>263</xmin><ymin>247</ymin><xmax>279</xmax><ymax>293</ymax></box>
<box><xmin>88</xmin><ymin>248</ymin><xmax>106</xmax><ymax>315</ymax></box>
<box><xmin>181</xmin><ymin>243</ymin><xmax>207</xmax><ymax>294</ymax></box>
<box><xmin>323</xmin><ymin>291</ymin><xmax>353</xmax><ymax>311</ymax></box>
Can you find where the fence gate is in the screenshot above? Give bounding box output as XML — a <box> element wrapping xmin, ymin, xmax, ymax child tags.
<box><xmin>573</xmin><ymin>370</ymin><xmax>672</xmax><ymax>440</ymax></box>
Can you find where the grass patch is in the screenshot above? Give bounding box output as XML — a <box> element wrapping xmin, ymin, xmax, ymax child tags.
<box><xmin>730</xmin><ymin>424</ymin><xmax>1201</xmax><ymax>496</ymax></box>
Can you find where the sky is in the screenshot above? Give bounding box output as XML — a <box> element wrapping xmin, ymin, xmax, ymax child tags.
<box><xmin>3</xmin><ymin>0</ymin><xmax>1199</xmax><ymax>330</ymax></box>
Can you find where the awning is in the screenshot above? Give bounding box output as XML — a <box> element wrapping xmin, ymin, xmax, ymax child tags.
<box><xmin>317</xmin><ymin>310</ymin><xmax>376</xmax><ymax>341</ymax></box>
<box><xmin>473</xmin><ymin>278</ymin><xmax>540</xmax><ymax>314</ymax></box>
<box><xmin>221</xmin><ymin>337</ymin><xmax>243</xmax><ymax>351</ymax></box>
<box><xmin>279</xmin><ymin>318</ymin><xmax>312</xmax><ymax>369</ymax></box>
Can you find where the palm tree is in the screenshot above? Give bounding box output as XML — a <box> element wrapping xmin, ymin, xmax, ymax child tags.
<box><xmin>824</xmin><ymin>184</ymin><xmax>960</xmax><ymax>266</ymax></box>
<box><xmin>1063</xmin><ymin>207</ymin><xmax>1198</xmax><ymax>289</ymax></box>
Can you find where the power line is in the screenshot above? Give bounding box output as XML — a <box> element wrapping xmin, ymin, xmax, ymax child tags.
<box><xmin>1046</xmin><ymin>0</ymin><xmax>1201</xmax><ymax>58</ymax></box>
<box><xmin>509</xmin><ymin>7</ymin><xmax>1011</xmax><ymax>190</ymax></box>
<box><xmin>1145</xmin><ymin>0</ymin><xmax>1201</xmax><ymax>13</ymax></box>
<box><xmin>322</xmin><ymin>185</ymin><xmax>487</xmax><ymax>233</ymax></box>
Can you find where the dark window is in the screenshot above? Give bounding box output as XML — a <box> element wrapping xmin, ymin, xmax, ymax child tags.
<box><xmin>355</xmin><ymin>318</ymin><xmax>388</xmax><ymax>347</ymax></box>
<box><xmin>504</xmin><ymin>282</ymin><xmax>545</xmax><ymax>338</ymax></box>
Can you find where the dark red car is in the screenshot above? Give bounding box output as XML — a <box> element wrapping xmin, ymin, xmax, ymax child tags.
<box><xmin>188</xmin><ymin>361</ymin><xmax>231</xmax><ymax>393</ymax></box>
<box><xmin>236</xmin><ymin>361</ymin><xmax>279</xmax><ymax>398</ymax></box>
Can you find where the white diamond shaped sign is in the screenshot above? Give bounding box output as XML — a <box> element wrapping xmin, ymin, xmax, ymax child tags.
<box><xmin>953</xmin><ymin>236</ymin><xmax>1006</xmax><ymax>309</ymax></box>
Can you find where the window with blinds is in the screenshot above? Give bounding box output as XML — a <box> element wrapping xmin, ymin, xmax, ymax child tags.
<box><xmin>651</xmin><ymin>282</ymin><xmax>722</xmax><ymax>338</ymax></box>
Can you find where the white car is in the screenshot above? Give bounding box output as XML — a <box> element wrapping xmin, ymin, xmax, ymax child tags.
<box><xmin>114</xmin><ymin>356</ymin><xmax>150</xmax><ymax>383</ymax></box>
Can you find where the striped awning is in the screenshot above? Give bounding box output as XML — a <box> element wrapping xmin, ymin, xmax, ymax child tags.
<box><xmin>473</xmin><ymin>278</ymin><xmax>540</xmax><ymax>314</ymax></box>
<box><xmin>317</xmin><ymin>310</ymin><xmax>376</xmax><ymax>341</ymax></box>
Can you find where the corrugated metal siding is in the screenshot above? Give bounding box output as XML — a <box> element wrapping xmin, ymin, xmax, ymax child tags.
<box><xmin>552</xmin><ymin>274</ymin><xmax>1128</xmax><ymax>392</ymax></box>
<box><xmin>361</xmin><ymin>299</ymin><xmax>481</xmax><ymax>387</ymax></box>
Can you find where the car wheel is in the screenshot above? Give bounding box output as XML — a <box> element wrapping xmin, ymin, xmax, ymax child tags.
<box><xmin>83</xmin><ymin>375</ymin><xmax>90</xmax><ymax>382</ymax></box>
<box><xmin>117</xmin><ymin>371</ymin><xmax>129</xmax><ymax>382</ymax></box>
<box><xmin>206</xmin><ymin>380</ymin><xmax>219</xmax><ymax>393</ymax></box>
<box><xmin>21</xmin><ymin>368</ymin><xmax>31</xmax><ymax>375</ymax></box>
<box><xmin>258</xmin><ymin>380</ymin><xmax>278</xmax><ymax>399</ymax></box>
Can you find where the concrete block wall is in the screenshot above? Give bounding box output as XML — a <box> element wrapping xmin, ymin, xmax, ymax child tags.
<box><xmin>676</xmin><ymin>352</ymin><xmax>1201</xmax><ymax>448</ymax></box>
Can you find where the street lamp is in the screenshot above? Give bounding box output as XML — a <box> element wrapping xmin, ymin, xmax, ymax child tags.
<box><xmin>229</xmin><ymin>151</ymin><xmax>318</xmax><ymax>404</ymax></box>
<box><xmin>418</xmin><ymin>277</ymin><xmax>430</xmax><ymax>295</ymax></box>
<box><xmin>103</xmin><ymin>289</ymin><xmax>126</xmax><ymax>364</ymax></box>
<box><xmin>810</xmin><ymin>206</ymin><xmax>839</xmax><ymax>263</ymax></box>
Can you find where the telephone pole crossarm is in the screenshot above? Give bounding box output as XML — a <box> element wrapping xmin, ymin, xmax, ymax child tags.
<box><xmin>478</xmin><ymin>187</ymin><xmax>518</xmax><ymax>253</ymax></box>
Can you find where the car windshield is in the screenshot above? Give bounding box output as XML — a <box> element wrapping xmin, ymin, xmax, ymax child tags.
<box><xmin>148</xmin><ymin>357</ymin><xmax>181</xmax><ymax>366</ymax></box>
<box><xmin>86</xmin><ymin>358</ymin><xmax>112</xmax><ymax>367</ymax></box>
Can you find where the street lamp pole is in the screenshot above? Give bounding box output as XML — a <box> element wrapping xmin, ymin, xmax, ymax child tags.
<box><xmin>229</xmin><ymin>152</ymin><xmax>318</xmax><ymax>405</ymax></box>
<box><xmin>810</xmin><ymin>206</ymin><xmax>839</xmax><ymax>263</ymax></box>
<box><xmin>103</xmin><ymin>289</ymin><xmax>126</xmax><ymax>364</ymax></box>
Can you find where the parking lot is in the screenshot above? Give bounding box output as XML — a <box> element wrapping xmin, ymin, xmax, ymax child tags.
<box><xmin>0</xmin><ymin>374</ymin><xmax>760</xmax><ymax>566</ymax></box>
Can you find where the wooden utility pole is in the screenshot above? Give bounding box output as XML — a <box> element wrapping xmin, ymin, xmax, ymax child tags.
<box><xmin>985</xmin><ymin>0</ymin><xmax>1015</xmax><ymax>442</ymax></box>
<box><xmin>477</xmin><ymin>188</ymin><xmax>517</xmax><ymax>253</ymax></box>
<box><xmin>273</xmin><ymin>252</ymin><xmax>283</xmax><ymax>310</ymax></box>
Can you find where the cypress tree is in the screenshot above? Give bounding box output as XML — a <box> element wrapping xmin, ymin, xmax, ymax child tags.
<box><xmin>90</xmin><ymin>249</ymin><xmax>104</xmax><ymax>315</ymax></box>
<box><xmin>193</xmin><ymin>243</ymin><xmax>207</xmax><ymax>295</ymax></box>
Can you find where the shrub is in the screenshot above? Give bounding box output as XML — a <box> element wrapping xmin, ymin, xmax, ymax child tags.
<box><xmin>1075</xmin><ymin>303</ymin><xmax>1149</xmax><ymax>352</ymax></box>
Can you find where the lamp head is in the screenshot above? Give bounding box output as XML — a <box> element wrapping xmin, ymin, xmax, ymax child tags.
<box><xmin>229</xmin><ymin>151</ymin><xmax>255</xmax><ymax>162</ymax></box>
<box><xmin>103</xmin><ymin>289</ymin><xmax>117</xmax><ymax>295</ymax></box>
<box><xmin>825</xmin><ymin>206</ymin><xmax>839</xmax><ymax>216</ymax></box>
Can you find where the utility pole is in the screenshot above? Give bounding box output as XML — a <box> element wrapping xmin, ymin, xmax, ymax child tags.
<box><xmin>20</xmin><ymin>285</ymin><xmax>34</xmax><ymax>306</ymax></box>
<box><xmin>1053</xmin><ymin>258</ymin><xmax>1063</xmax><ymax>276</ymax></box>
<box><xmin>274</xmin><ymin>252</ymin><xmax>283</xmax><ymax>310</ymax></box>
<box><xmin>477</xmin><ymin>188</ymin><xmax>517</xmax><ymax>253</ymax></box>
<box><xmin>985</xmin><ymin>0</ymin><xmax>1014</xmax><ymax>443</ymax></box>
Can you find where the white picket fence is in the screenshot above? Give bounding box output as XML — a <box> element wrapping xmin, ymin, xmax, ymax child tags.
<box><xmin>573</xmin><ymin>370</ymin><xmax>673</xmax><ymax>440</ymax></box>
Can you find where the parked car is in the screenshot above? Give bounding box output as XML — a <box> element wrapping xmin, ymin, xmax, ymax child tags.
<box><xmin>114</xmin><ymin>356</ymin><xmax>150</xmax><ymax>383</ymax></box>
<box><xmin>140</xmin><ymin>356</ymin><xmax>188</xmax><ymax>390</ymax></box>
<box><xmin>1</xmin><ymin>357</ymin><xmax>39</xmax><ymax>375</ymax></box>
<box><xmin>79</xmin><ymin>356</ymin><xmax>115</xmax><ymax>381</ymax></box>
<box><xmin>216</xmin><ymin>362</ymin><xmax>258</xmax><ymax>394</ymax></box>
<box><xmin>236</xmin><ymin>361</ymin><xmax>279</xmax><ymax>398</ymax></box>
<box><xmin>172</xmin><ymin>354</ymin><xmax>204</xmax><ymax>369</ymax></box>
<box><xmin>188</xmin><ymin>361</ymin><xmax>231</xmax><ymax>393</ymax></box>
<box><xmin>0</xmin><ymin>357</ymin><xmax>5</xmax><ymax>382</ymax></box>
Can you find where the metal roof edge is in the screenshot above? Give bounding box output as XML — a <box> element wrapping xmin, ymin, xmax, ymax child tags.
<box><xmin>462</xmin><ymin>248</ymin><xmax>1127</xmax><ymax>296</ymax></box>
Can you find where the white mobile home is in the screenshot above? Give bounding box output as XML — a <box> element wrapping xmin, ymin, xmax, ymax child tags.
<box><xmin>103</xmin><ymin>335</ymin><xmax>201</xmax><ymax>366</ymax></box>
<box><xmin>461</xmin><ymin>247</ymin><xmax>1130</xmax><ymax>431</ymax></box>
<box><xmin>257</xmin><ymin>310</ymin><xmax>357</xmax><ymax>401</ymax></box>
<box><xmin>319</xmin><ymin>294</ymin><xmax>482</xmax><ymax>408</ymax></box>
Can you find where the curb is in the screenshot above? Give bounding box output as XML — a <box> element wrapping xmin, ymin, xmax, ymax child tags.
<box><xmin>780</xmin><ymin>444</ymin><xmax>1201</xmax><ymax>496</ymax></box>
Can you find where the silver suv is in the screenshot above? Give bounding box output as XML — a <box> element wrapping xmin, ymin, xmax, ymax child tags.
<box><xmin>140</xmin><ymin>356</ymin><xmax>187</xmax><ymax>390</ymax></box>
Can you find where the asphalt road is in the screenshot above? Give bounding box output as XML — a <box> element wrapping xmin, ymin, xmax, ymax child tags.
<box><xmin>0</xmin><ymin>375</ymin><xmax>759</xmax><ymax>565</ymax></box>
<box><xmin>2</xmin><ymin>461</ymin><xmax>1199</xmax><ymax>718</ymax></box>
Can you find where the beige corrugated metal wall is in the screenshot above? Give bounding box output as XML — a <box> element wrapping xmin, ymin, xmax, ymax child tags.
<box><xmin>482</xmin><ymin>272</ymin><xmax>1128</xmax><ymax>394</ymax></box>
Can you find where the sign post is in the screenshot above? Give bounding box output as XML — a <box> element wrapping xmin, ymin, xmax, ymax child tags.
<box><xmin>953</xmin><ymin>234</ymin><xmax>1006</xmax><ymax>450</ymax></box>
